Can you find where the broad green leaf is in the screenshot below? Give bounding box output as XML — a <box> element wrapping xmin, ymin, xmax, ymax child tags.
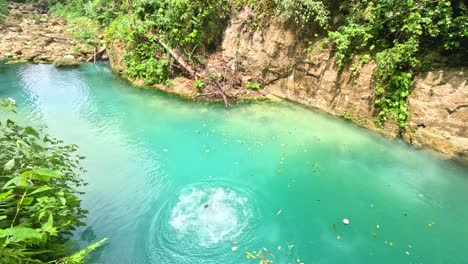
<box><xmin>0</xmin><ymin>227</ymin><xmax>42</xmax><ymax>243</ymax></box>
<box><xmin>24</xmin><ymin>126</ymin><xmax>40</xmax><ymax>138</ymax></box>
<box><xmin>2</xmin><ymin>176</ymin><xmax>21</xmax><ymax>189</ymax></box>
<box><xmin>21</xmin><ymin>168</ymin><xmax>62</xmax><ymax>182</ymax></box>
<box><xmin>22</xmin><ymin>197</ymin><xmax>34</xmax><ymax>205</ymax></box>
<box><xmin>3</xmin><ymin>159</ymin><xmax>15</xmax><ymax>171</ymax></box>
<box><xmin>42</xmin><ymin>214</ymin><xmax>54</xmax><ymax>230</ymax></box>
<box><xmin>0</xmin><ymin>215</ymin><xmax>7</xmax><ymax>220</ymax></box>
<box><xmin>28</xmin><ymin>186</ymin><xmax>52</xmax><ymax>196</ymax></box>
<box><xmin>0</xmin><ymin>190</ymin><xmax>13</xmax><ymax>200</ymax></box>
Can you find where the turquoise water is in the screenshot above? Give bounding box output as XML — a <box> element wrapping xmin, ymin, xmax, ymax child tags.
<box><xmin>1</xmin><ymin>62</ymin><xmax>467</xmax><ymax>264</ymax></box>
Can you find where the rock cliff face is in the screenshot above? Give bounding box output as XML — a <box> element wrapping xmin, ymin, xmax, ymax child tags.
<box><xmin>222</xmin><ymin>9</ymin><xmax>467</xmax><ymax>162</ymax></box>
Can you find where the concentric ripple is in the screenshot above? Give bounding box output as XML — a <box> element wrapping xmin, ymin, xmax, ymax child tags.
<box><xmin>147</xmin><ymin>182</ymin><xmax>259</xmax><ymax>263</ymax></box>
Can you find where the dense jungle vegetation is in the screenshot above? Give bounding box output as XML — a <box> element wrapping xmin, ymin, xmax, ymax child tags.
<box><xmin>0</xmin><ymin>98</ymin><xmax>106</xmax><ymax>263</ymax></box>
<box><xmin>1</xmin><ymin>0</ymin><xmax>466</xmax><ymax>129</ymax></box>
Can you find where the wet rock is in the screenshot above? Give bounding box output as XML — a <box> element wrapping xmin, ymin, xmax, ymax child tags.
<box><xmin>24</xmin><ymin>51</ymin><xmax>41</xmax><ymax>61</ymax></box>
<box><xmin>53</xmin><ymin>56</ymin><xmax>80</xmax><ymax>67</ymax></box>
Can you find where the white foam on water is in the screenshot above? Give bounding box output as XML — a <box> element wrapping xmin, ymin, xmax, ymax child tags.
<box><xmin>169</xmin><ymin>187</ymin><xmax>251</xmax><ymax>247</ymax></box>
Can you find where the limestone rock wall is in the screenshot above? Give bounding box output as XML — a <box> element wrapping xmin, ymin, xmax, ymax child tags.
<box><xmin>222</xmin><ymin>9</ymin><xmax>467</xmax><ymax>162</ymax></box>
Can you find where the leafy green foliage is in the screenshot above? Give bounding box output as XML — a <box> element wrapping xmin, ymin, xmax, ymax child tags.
<box><xmin>195</xmin><ymin>80</ymin><xmax>205</xmax><ymax>90</ymax></box>
<box><xmin>66</xmin><ymin>17</ymin><xmax>101</xmax><ymax>46</ymax></box>
<box><xmin>326</xmin><ymin>0</ymin><xmax>467</xmax><ymax>129</ymax></box>
<box><xmin>236</xmin><ymin>0</ymin><xmax>330</xmax><ymax>29</ymax></box>
<box><xmin>56</xmin><ymin>238</ymin><xmax>108</xmax><ymax>264</ymax></box>
<box><xmin>0</xmin><ymin>99</ymin><xmax>105</xmax><ymax>263</ymax></box>
<box><xmin>0</xmin><ymin>0</ymin><xmax>7</xmax><ymax>21</ymax></box>
<box><xmin>103</xmin><ymin>0</ymin><xmax>231</xmax><ymax>85</ymax></box>
<box><xmin>246</xmin><ymin>81</ymin><xmax>261</xmax><ymax>90</ymax></box>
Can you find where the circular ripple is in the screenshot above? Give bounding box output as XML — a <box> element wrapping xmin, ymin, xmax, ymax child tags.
<box><xmin>146</xmin><ymin>182</ymin><xmax>260</xmax><ymax>263</ymax></box>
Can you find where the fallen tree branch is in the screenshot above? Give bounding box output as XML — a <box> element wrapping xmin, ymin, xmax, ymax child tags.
<box><xmin>87</xmin><ymin>47</ymin><xmax>106</xmax><ymax>63</ymax></box>
<box><xmin>214</xmin><ymin>80</ymin><xmax>231</xmax><ymax>107</ymax></box>
<box><xmin>155</xmin><ymin>37</ymin><xmax>197</xmax><ymax>78</ymax></box>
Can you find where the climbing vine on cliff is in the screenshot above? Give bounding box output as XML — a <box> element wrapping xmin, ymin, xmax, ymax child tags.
<box><xmin>326</xmin><ymin>0</ymin><xmax>467</xmax><ymax>129</ymax></box>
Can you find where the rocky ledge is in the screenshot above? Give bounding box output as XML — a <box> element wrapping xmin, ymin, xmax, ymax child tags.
<box><xmin>0</xmin><ymin>2</ymin><xmax>93</xmax><ymax>66</ymax></box>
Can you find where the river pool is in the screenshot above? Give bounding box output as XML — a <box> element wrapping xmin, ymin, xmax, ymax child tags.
<box><xmin>1</xmin><ymin>62</ymin><xmax>467</xmax><ymax>264</ymax></box>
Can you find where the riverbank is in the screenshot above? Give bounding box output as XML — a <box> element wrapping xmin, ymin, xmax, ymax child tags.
<box><xmin>0</xmin><ymin>2</ymin><xmax>93</xmax><ymax>66</ymax></box>
<box><xmin>1</xmin><ymin>2</ymin><xmax>466</xmax><ymax>164</ymax></box>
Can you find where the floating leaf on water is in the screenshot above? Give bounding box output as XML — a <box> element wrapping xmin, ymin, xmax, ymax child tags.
<box><xmin>277</xmin><ymin>245</ymin><xmax>281</xmax><ymax>250</ymax></box>
<box><xmin>418</xmin><ymin>193</ymin><xmax>424</xmax><ymax>197</ymax></box>
<box><xmin>288</xmin><ymin>244</ymin><xmax>294</xmax><ymax>249</ymax></box>
<box><xmin>232</xmin><ymin>246</ymin><xmax>238</xmax><ymax>251</ymax></box>
<box><xmin>376</xmin><ymin>224</ymin><xmax>380</xmax><ymax>229</ymax></box>
<box><xmin>332</xmin><ymin>224</ymin><xmax>337</xmax><ymax>231</ymax></box>
<box><xmin>277</xmin><ymin>170</ymin><xmax>282</xmax><ymax>174</ymax></box>
<box><xmin>296</xmin><ymin>258</ymin><xmax>301</xmax><ymax>263</ymax></box>
<box><xmin>427</xmin><ymin>221</ymin><xmax>436</xmax><ymax>228</ymax></box>
<box><xmin>263</xmin><ymin>247</ymin><xmax>274</xmax><ymax>256</ymax></box>
<box><xmin>371</xmin><ymin>232</ymin><xmax>377</xmax><ymax>238</ymax></box>
<box><xmin>337</xmin><ymin>235</ymin><xmax>341</xmax><ymax>240</ymax></box>
<box><xmin>405</xmin><ymin>251</ymin><xmax>410</xmax><ymax>255</ymax></box>
<box><xmin>163</xmin><ymin>149</ymin><xmax>168</xmax><ymax>152</ymax></box>
<box><xmin>276</xmin><ymin>209</ymin><xmax>282</xmax><ymax>216</ymax></box>
<box><xmin>388</xmin><ymin>241</ymin><xmax>394</xmax><ymax>247</ymax></box>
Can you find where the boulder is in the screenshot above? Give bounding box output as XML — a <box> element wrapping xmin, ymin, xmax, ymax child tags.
<box><xmin>24</xmin><ymin>51</ymin><xmax>41</xmax><ymax>60</ymax></box>
<box><xmin>53</xmin><ymin>56</ymin><xmax>80</xmax><ymax>67</ymax></box>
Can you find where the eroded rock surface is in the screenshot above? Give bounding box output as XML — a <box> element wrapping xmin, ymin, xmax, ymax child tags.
<box><xmin>0</xmin><ymin>3</ymin><xmax>91</xmax><ymax>65</ymax></box>
<box><xmin>222</xmin><ymin>8</ymin><xmax>467</xmax><ymax>162</ymax></box>
<box><xmin>405</xmin><ymin>69</ymin><xmax>467</xmax><ymax>160</ymax></box>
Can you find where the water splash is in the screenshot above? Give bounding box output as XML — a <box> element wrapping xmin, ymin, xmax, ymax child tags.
<box><xmin>170</xmin><ymin>187</ymin><xmax>251</xmax><ymax>246</ymax></box>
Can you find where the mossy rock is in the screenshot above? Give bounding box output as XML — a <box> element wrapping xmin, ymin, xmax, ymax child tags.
<box><xmin>53</xmin><ymin>58</ymin><xmax>81</xmax><ymax>67</ymax></box>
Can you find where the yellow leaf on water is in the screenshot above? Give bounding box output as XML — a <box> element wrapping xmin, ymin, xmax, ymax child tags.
<box><xmin>276</xmin><ymin>209</ymin><xmax>282</xmax><ymax>216</ymax></box>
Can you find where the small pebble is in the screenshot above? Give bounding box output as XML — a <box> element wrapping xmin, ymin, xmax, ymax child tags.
<box><xmin>343</xmin><ymin>218</ymin><xmax>350</xmax><ymax>225</ymax></box>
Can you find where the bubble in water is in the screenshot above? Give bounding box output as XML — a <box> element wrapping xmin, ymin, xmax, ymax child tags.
<box><xmin>169</xmin><ymin>186</ymin><xmax>251</xmax><ymax>247</ymax></box>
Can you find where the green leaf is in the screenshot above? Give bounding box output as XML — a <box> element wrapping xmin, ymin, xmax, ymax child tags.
<box><xmin>4</xmin><ymin>159</ymin><xmax>15</xmax><ymax>171</ymax></box>
<box><xmin>2</xmin><ymin>176</ymin><xmax>22</xmax><ymax>189</ymax></box>
<box><xmin>0</xmin><ymin>227</ymin><xmax>42</xmax><ymax>243</ymax></box>
<box><xmin>22</xmin><ymin>197</ymin><xmax>34</xmax><ymax>205</ymax></box>
<box><xmin>0</xmin><ymin>190</ymin><xmax>13</xmax><ymax>199</ymax></box>
<box><xmin>24</xmin><ymin>126</ymin><xmax>40</xmax><ymax>138</ymax></box>
<box><xmin>21</xmin><ymin>168</ymin><xmax>62</xmax><ymax>182</ymax></box>
<box><xmin>28</xmin><ymin>186</ymin><xmax>52</xmax><ymax>196</ymax></box>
